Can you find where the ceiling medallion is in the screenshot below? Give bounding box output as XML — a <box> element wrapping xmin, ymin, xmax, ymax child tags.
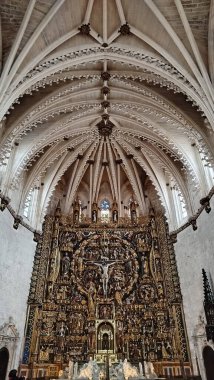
<box><xmin>78</xmin><ymin>23</ymin><xmax>91</xmax><ymax>35</ymax></box>
<box><xmin>96</xmin><ymin>114</ymin><xmax>114</xmax><ymax>137</ymax></box>
<box><xmin>101</xmin><ymin>100</ymin><xmax>110</xmax><ymax>109</ymax></box>
<box><xmin>101</xmin><ymin>71</ymin><xmax>111</xmax><ymax>81</ymax></box>
<box><xmin>119</xmin><ymin>22</ymin><xmax>131</xmax><ymax>35</ymax></box>
<box><xmin>102</xmin><ymin>86</ymin><xmax>110</xmax><ymax>95</ymax></box>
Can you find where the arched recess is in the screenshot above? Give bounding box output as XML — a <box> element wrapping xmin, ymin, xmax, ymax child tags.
<box><xmin>0</xmin><ymin>347</ymin><xmax>9</xmax><ymax>380</ymax></box>
<box><xmin>0</xmin><ymin>319</ymin><xmax>19</xmax><ymax>379</ymax></box>
<box><xmin>203</xmin><ymin>345</ymin><xmax>214</xmax><ymax>380</ymax></box>
<box><xmin>97</xmin><ymin>322</ymin><xmax>114</xmax><ymax>352</ymax></box>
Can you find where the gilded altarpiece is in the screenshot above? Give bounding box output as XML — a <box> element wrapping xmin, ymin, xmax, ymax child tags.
<box><xmin>22</xmin><ymin>212</ymin><xmax>192</xmax><ymax>377</ymax></box>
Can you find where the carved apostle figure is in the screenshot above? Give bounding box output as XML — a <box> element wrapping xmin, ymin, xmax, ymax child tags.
<box><xmin>61</xmin><ymin>252</ymin><xmax>70</xmax><ymax>276</ymax></box>
<box><xmin>87</xmin><ymin>281</ymin><xmax>97</xmax><ymax>317</ymax></box>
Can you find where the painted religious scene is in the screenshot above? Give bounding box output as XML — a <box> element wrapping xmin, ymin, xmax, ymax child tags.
<box><xmin>20</xmin><ymin>206</ymin><xmax>192</xmax><ymax>379</ymax></box>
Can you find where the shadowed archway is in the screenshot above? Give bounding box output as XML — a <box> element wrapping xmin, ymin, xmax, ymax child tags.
<box><xmin>203</xmin><ymin>345</ymin><xmax>214</xmax><ymax>380</ymax></box>
<box><xmin>0</xmin><ymin>347</ymin><xmax>9</xmax><ymax>380</ymax></box>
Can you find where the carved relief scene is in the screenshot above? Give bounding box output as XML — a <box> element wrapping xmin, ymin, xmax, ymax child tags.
<box><xmin>22</xmin><ymin>209</ymin><xmax>192</xmax><ymax>378</ymax></box>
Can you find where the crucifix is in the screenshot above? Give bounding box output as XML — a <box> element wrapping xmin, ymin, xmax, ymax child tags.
<box><xmin>93</xmin><ymin>259</ymin><xmax>117</xmax><ymax>297</ymax></box>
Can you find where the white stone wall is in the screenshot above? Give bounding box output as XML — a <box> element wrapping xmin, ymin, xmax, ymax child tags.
<box><xmin>0</xmin><ymin>209</ymin><xmax>36</xmax><ymax>369</ymax></box>
<box><xmin>174</xmin><ymin>198</ymin><xmax>214</xmax><ymax>376</ymax></box>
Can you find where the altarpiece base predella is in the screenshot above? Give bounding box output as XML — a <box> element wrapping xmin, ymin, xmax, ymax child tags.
<box><xmin>21</xmin><ymin>210</ymin><xmax>192</xmax><ymax>378</ymax></box>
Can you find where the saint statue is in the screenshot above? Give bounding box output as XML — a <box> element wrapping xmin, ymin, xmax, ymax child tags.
<box><xmin>92</xmin><ymin>209</ymin><xmax>97</xmax><ymax>223</ymax></box>
<box><xmin>74</xmin><ymin>362</ymin><xmax>78</xmax><ymax>378</ymax></box>
<box><xmin>57</xmin><ymin>321</ymin><xmax>68</xmax><ymax>337</ymax></box>
<box><xmin>73</xmin><ymin>211</ymin><xmax>79</xmax><ymax>223</ymax></box>
<box><xmin>68</xmin><ymin>360</ymin><xmax>74</xmax><ymax>380</ymax></box>
<box><xmin>112</xmin><ymin>209</ymin><xmax>118</xmax><ymax>223</ymax></box>
<box><xmin>139</xmin><ymin>362</ymin><xmax>143</xmax><ymax>375</ymax></box>
<box><xmin>123</xmin><ymin>359</ymin><xmax>139</xmax><ymax>380</ymax></box>
<box><xmin>115</xmin><ymin>283</ymin><xmax>123</xmax><ymax>306</ymax></box>
<box><xmin>144</xmin><ymin>361</ymin><xmax>157</xmax><ymax>379</ymax></box>
<box><xmin>131</xmin><ymin>209</ymin><xmax>137</xmax><ymax>222</ymax></box>
<box><xmin>61</xmin><ymin>252</ymin><xmax>70</xmax><ymax>276</ymax></box>
<box><xmin>88</xmin><ymin>292</ymin><xmax>95</xmax><ymax>317</ymax></box>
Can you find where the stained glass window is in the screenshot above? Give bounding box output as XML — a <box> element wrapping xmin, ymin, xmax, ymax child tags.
<box><xmin>100</xmin><ymin>199</ymin><xmax>110</xmax><ymax>222</ymax></box>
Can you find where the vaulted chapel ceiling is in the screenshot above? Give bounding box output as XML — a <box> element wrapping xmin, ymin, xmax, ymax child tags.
<box><xmin>0</xmin><ymin>0</ymin><xmax>214</xmax><ymax>232</ymax></box>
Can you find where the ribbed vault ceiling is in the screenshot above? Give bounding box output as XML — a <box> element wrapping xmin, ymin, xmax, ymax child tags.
<box><xmin>0</xmin><ymin>0</ymin><xmax>214</xmax><ymax>231</ymax></box>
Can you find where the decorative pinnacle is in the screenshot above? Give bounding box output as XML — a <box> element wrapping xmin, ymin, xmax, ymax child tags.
<box><xmin>202</xmin><ymin>268</ymin><xmax>214</xmax><ymax>304</ymax></box>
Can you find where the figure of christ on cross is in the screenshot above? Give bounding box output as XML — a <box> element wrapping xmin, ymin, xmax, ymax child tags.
<box><xmin>86</xmin><ymin>259</ymin><xmax>118</xmax><ymax>298</ymax></box>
